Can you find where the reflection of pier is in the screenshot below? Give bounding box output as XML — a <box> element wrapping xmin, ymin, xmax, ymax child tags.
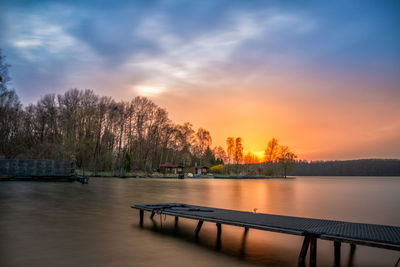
<box><xmin>133</xmin><ymin>203</ymin><xmax>400</xmax><ymax>267</ymax></box>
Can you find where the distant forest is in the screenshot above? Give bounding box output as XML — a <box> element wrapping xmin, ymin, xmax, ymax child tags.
<box><xmin>291</xmin><ymin>159</ymin><xmax>400</xmax><ymax>176</ymax></box>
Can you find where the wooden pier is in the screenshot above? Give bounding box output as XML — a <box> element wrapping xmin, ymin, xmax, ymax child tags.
<box><xmin>132</xmin><ymin>203</ymin><xmax>400</xmax><ymax>267</ymax></box>
<box><xmin>0</xmin><ymin>159</ymin><xmax>89</xmax><ymax>184</ymax></box>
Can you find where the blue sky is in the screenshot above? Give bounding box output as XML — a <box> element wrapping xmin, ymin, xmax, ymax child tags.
<box><xmin>1</xmin><ymin>0</ymin><xmax>399</xmax><ymax>159</ymax></box>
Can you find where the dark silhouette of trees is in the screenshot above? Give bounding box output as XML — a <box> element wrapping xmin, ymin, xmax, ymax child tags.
<box><xmin>234</xmin><ymin>137</ymin><xmax>243</xmax><ymax>164</ymax></box>
<box><xmin>0</xmin><ymin>50</ymin><xmax>23</xmax><ymax>158</ymax></box>
<box><xmin>264</xmin><ymin>137</ymin><xmax>279</xmax><ymax>162</ymax></box>
<box><xmin>278</xmin><ymin>145</ymin><xmax>297</xmax><ymax>177</ymax></box>
<box><xmin>292</xmin><ymin>159</ymin><xmax>400</xmax><ymax>176</ymax></box>
<box><xmin>0</xmin><ymin>57</ymin><xmax>219</xmax><ymax>173</ymax></box>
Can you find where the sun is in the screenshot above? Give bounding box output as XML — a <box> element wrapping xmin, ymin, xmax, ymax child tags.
<box><xmin>135</xmin><ymin>85</ymin><xmax>164</xmax><ymax>96</ymax></box>
<box><xmin>254</xmin><ymin>150</ymin><xmax>265</xmax><ymax>160</ymax></box>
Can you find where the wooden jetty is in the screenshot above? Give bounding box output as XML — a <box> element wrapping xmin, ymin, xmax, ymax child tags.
<box><xmin>132</xmin><ymin>203</ymin><xmax>400</xmax><ymax>267</ymax></box>
<box><xmin>0</xmin><ymin>159</ymin><xmax>88</xmax><ymax>184</ymax></box>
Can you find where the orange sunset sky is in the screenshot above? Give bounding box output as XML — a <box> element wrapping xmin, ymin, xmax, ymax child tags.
<box><xmin>1</xmin><ymin>1</ymin><xmax>399</xmax><ymax>160</ymax></box>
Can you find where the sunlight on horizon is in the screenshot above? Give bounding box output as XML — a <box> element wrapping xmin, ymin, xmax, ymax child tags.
<box><xmin>135</xmin><ymin>85</ymin><xmax>165</xmax><ymax>96</ymax></box>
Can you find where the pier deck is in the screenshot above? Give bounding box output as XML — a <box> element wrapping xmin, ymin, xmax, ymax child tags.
<box><xmin>132</xmin><ymin>203</ymin><xmax>400</xmax><ymax>266</ymax></box>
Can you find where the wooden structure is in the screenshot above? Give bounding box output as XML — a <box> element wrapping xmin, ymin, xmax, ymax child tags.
<box><xmin>159</xmin><ymin>163</ymin><xmax>183</xmax><ymax>174</ymax></box>
<box><xmin>185</xmin><ymin>165</ymin><xmax>209</xmax><ymax>175</ymax></box>
<box><xmin>133</xmin><ymin>203</ymin><xmax>400</xmax><ymax>267</ymax></box>
<box><xmin>0</xmin><ymin>159</ymin><xmax>88</xmax><ymax>183</ymax></box>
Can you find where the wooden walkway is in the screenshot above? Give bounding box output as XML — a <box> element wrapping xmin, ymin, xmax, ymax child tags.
<box><xmin>132</xmin><ymin>203</ymin><xmax>400</xmax><ymax>267</ymax></box>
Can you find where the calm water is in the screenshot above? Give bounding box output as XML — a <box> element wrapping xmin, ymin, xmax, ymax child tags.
<box><xmin>0</xmin><ymin>177</ymin><xmax>399</xmax><ymax>267</ymax></box>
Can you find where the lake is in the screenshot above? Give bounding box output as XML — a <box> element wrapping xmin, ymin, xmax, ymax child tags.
<box><xmin>0</xmin><ymin>177</ymin><xmax>399</xmax><ymax>267</ymax></box>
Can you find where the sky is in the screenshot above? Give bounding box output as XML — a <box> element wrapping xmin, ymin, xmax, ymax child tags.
<box><xmin>1</xmin><ymin>0</ymin><xmax>399</xmax><ymax>160</ymax></box>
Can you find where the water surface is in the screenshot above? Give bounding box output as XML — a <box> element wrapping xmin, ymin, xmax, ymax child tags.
<box><xmin>1</xmin><ymin>177</ymin><xmax>399</xmax><ymax>266</ymax></box>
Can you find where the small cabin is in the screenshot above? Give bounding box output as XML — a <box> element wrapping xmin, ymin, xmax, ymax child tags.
<box><xmin>159</xmin><ymin>163</ymin><xmax>183</xmax><ymax>174</ymax></box>
<box><xmin>185</xmin><ymin>166</ymin><xmax>209</xmax><ymax>175</ymax></box>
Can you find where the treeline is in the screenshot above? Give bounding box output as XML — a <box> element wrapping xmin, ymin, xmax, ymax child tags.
<box><xmin>292</xmin><ymin>159</ymin><xmax>400</xmax><ymax>176</ymax></box>
<box><xmin>0</xmin><ymin>52</ymin><xmax>222</xmax><ymax>174</ymax></box>
<box><xmin>212</xmin><ymin>138</ymin><xmax>297</xmax><ymax>177</ymax></box>
<box><xmin>1</xmin><ymin>88</ymin><xmax>221</xmax><ymax>173</ymax></box>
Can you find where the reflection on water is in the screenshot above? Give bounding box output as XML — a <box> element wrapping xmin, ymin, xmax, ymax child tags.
<box><xmin>0</xmin><ymin>177</ymin><xmax>399</xmax><ymax>267</ymax></box>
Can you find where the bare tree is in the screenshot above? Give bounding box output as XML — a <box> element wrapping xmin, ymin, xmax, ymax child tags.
<box><xmin>264</xmin><ymin>138</ymin><xmax>279</xmax><ymax>162</ymax></box>
<box><xmin>234</xmin><ymin>137</ymin><xmax>243</xmax><ymax>164</ymax></box>
<box><xmin>226</xmin><ymin>137</ymin><xmax>234</xmax><ymax>165</ymax></box>
<box><xmin>278</xmin><ymin>145</ymin><xmax>297</xmax><ymax>178</ymax></box>
<box><xmin>213</xmin><ymin>146</ymin><xmax>226</xmax><ymax>163</ymax></box>
<box><xmin>0</xmin><ymin>50</ymin><xmax>22</xmax><ymax>157</ymax></box>
<box><xmin>243</xmin><ymin>152</ymin><xmax>259</xmax><ymax>164</ymax></box>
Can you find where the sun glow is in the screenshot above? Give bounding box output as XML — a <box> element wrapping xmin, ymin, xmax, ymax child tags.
<box><xmin>253</xmin><ymin>150</ymin><xmax>265</xmax><ymax>160</ymax></box>
<box><xmin>135</xmin><ymin>85</ymin><xmax>164</xmax><ymax>96</ymax></box>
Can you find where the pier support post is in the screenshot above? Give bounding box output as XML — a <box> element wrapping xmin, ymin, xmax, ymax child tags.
<box><xmin>348</xmin><ymin>244</ymin><xmax>356</xmax><ymax>266</ymax></box>
<box><xmin>240</xmin><ymin>227</ymin><xmax>250</xmax><ymax>256</ymax></box>
<box><xmin>194</xmin><ymin>220</ymin><xmax>204</xmax><ymax>238</ymax></box>
<box><xmin>150</xmin><ymin>211</ymin><xmax>155</xmax><ymax>219</ymax></box>
<box><xmin>216</xmin><ymin>223</ymin><xmax>222</xmax><ymax>239</ymax></box>
<box><xmin>298</xmin><ymin>235</ymin><xmax>310</xmax><ymax>267</ymax></box>
<box><xmin>310</xmin><ymin>235</ymin><xmax>317</xmax><ymax>267</ymax></box>
<box><xmin>350</xmin><ymin>244</ymin><xmax>356</xmax><ymax>253</ymax></box>
<box><xmin>139</xmin><ymin>209</ymin><xmax>144</xmax><ymax>227</ymax></box>
<box><xmin>334</xmin><ymin>241</ymin><xmax>341</xmax><ymax>266</ymax></box>
<box><xmin>216</xmin><ymin>223</ymin><xmax>222</xmax><ymax>250</ymax></box>
<box><xmin>174</xmin><ymin>216</ymin><xmax>179</xmax><ymax>229</ymax></box>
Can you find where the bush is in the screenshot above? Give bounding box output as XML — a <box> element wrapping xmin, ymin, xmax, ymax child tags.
<box><xmin>210</xmin><ymin>164</ymin><xmax>224</xmax><ymax>173</ymax></box>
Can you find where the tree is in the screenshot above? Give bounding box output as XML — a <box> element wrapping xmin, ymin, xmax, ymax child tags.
<box><xmin>194</xmin><ymin>128</ymin><xmax>212</xmax><ymax>162</ymax></box>
<box><xmin>0</xmin><ymin>50</ymin><xmax>22</xmax><ymax>157</ymax></box>
<box><xmin>264</xmin><ymin>138</ymin><xmax>279</xmax><ymax>162</ymax></box>
<box><xmin>213</xmin><ymin>146</ymin><xmax>226</xmax><ymax>163</ymax></box>
<box><xmin>234</xmin><ymin>137</ymin><xmax>243</xmax><ymax>164</ymax></box>
<box><xmin>124</xmin><ymin>151</ymin><xmax>132</xmax><ymax>172</ymax></box>
<box><xmin>278</xmin><ymin>145</ymin><xmax>297</xmax><ymax>178</ymax></box>
<box><xmin>243</xmin><ymin>152</ymin><xmax>259</xmax><ymax>164</ymax></box>
<box><xmin>226</xmin><ymin>137</ymin><xmax>234</xmax><ymax>164</ymax></box>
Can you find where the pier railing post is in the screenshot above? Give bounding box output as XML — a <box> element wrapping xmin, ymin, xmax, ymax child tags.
<box><xmin>139</xmin><ymin>209</ymin><xmax>144</xmax><ymax>227</ymax></box>
<box><xmin>298</xmin><ymin>234</ymin><xmax>310</xmax><ymax>267</ymax></box>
